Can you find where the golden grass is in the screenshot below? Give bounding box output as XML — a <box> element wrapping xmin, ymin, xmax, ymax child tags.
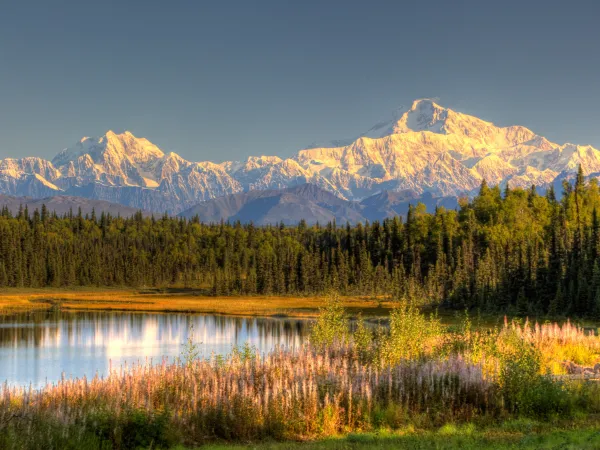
<box><xmin>0</xmin><ymin>288</ymin><xmax>395</xmax><ymax>317</ymax></box>
<box><xmin>0</xmin><ymin>296</ymin><xmax>51</xmax><ymax>315</ymax></box>
<box><xmin>508</xmin><ymin>319</ymin><xmax>600</xmax><ymax>373</ymax></box>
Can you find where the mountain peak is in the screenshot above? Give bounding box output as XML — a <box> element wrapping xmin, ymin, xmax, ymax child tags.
<box><xmin>305</xmin><ymin>99</ymin><xmax>448</xmax><ymax>149</ymax></box>
<box><xmin>387</xmin><ymin>98</ymin><xmax>442</xmax><ymax>118</ymax></box>
<box><xmin>409</xmin><ymin>97</ymin><xmax>443</xmax><ymax>112</ymax></box>
<box><xmin>102</xmin><ymin>130</ymin><xmax>138</xmax><ymax>143</ymax></box>
<box><xmin>54</xmin><ymin>131</ymin><xmax>164</xmax><ymax>166</ymax></box>
<box><xmin>362</xmin><ymin>98</ymin><xmax>450</xmax><ymax>139</ymax></box>
<box><xmin>49</xmin><ymin>131</ymin><xmax>167</xmax><ymax>189</ymax></box>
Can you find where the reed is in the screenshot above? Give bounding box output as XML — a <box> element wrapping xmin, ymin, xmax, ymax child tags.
<box><xmin>0</xmin><ymin>346</ymin><xmax>501</xmax><ymax>448</ymax></box>
<box><xmin>504</xmin><ymin>318</ymin><xmax>600</xmax><ymax>372</ymax></box>
<box><xmin>0</xmin><ymin>302</ymin><xmax>598</xmax><ymax>449</ymax></box>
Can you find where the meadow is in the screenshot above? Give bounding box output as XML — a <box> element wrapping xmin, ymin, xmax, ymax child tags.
<box><xmin>0</xmin><ymin>288</ymin><xmax>395</xmax><ymax>318</ymax></box>
<box><xmin>201</xmin><ymin>427</ymin><xmax>600</xmax><ymax>449</ymax></box>
<box><xmin>0</xmin><ymin>296</ymin><xmax>599</xmax><ymax>449</ymax></box>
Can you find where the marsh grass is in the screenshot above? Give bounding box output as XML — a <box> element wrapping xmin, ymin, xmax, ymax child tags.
<box><xmin>0</xmin><ymin>347</ymin><xmax>503</xmax><ymax>449</ymax></box>
<box><xmin>0</xmin><ymin>288</ymin><xmax>396</xmax><ymax>317</ymax></box>
<box><xmin>1</xmin><ymin>297</ymin><xmax>599</xmax><ymax>449</ymax></box>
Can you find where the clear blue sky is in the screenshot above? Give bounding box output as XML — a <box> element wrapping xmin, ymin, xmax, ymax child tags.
<box><xmin>1</xmin><ymin>0</ymin><xmax>599</xmax><ymax>162</ymax></box>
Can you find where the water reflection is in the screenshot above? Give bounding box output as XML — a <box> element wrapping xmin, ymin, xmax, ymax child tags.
<box><xmin>0</xmin><ymin>311</ymin><xmax>311</xmax><ymax>387</ymax></box>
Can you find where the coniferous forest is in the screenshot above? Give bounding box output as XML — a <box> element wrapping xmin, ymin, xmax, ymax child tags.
<box><xmin>1</xmin><ymin>167</ymin><xmax>600</xmax><ymax>317</ymax></box>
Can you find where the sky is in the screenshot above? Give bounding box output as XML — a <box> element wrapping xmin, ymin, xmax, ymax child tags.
<box><xmin>1</xmin><ymin>0</ymin><xmax>600</xmax><ymax>162</ymax></box>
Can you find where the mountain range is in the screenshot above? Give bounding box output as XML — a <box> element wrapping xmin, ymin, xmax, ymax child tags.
<box><xmin>0</xmin><ymin>194</ymin><xmax>152</xmax><ymax>218</ymax></box>
<box><xmin>1</xmin><ymin>98</ymin><xmax>598</xmax><ymax>219</ymax></box>
<box><xmin>178</xmin><ymin>184</ymin><xmax>458</xmax><ymax>225</ymax></box>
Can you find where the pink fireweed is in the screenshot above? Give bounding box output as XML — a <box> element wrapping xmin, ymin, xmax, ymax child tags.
<box><xmin>0</xmin><ymin>345</ymin><xmax>499</xmax><ymax>443</ymax></box>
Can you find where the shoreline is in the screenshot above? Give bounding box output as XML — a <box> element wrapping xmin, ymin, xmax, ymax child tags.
<box><xmin>0</xmin><ymin>288</ymin><xmax>396</xmax><ymax>318</ymax></box>
<box><xmin>2</xmin><ymin>288</ymin><xmax>599</xmax><ymax>328</ymax></box>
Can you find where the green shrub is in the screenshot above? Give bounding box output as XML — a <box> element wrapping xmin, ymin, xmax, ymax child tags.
<box><xmin>120</xmin><ymin>409</ymin><xmax>175</xmax><ymax>449</ymax></box>
<box><xmin>353</xmin><ymin>314</ymin><xmax>373</xmax><ymax>362</ymax></box>
<box><xmin>378</xmin><ymin>301</ymin><xmax>443</xmax><ymax>364</ymax></box>
<box><xmin>86</xmin><ymin>408</ymin><xmax>176</xmax><ymax>449</ymax></box>
<box><xmin>310</xmin><ymin>292</ymin><xmax>348</xmax><ymax>347</ymax></box>
<box><xmin>497</xmin><ymin>329</ymin><xmax>541</xmax><ymax>411</ymax></box>
<box><xmin>497</xmin><ymin>330</ymin><xmax>571</xmax><ymax>419</ymax></box>
<box><xmin>519</xmin><ymin>377</ymin><xmax>572</xmax><ymax>419</ymax></box>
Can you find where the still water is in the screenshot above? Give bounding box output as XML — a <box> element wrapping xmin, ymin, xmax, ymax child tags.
<box><xmin>0</xmin><ymin>311</ymin><xmax>312</xmax><ymax>387</ymax></box>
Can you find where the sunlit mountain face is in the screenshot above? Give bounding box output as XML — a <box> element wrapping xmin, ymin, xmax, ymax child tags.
<box><xmin>0</xmin><ymin>311</ymin><xmax>311</xmax><ymax>387</ymax></box>
<box><xmin>1</xmin><ymin>99</ymin><xmax>598</xmax><ymax>215</ymax></box>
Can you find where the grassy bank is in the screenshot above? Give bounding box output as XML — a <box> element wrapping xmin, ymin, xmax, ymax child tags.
<box><xmin>2</xmin><ymin>289</ymin><xmax>598</xmax><ymax>332</ymax></box>
<box><xmin>201</xmin><ymin>424</ymin><xmax>600</xmax><ymax>449</ymax></box>
<box><xmin>0</xmin><ymin>288</ymin><xmax>395</xmax><ymax>317</ymax></box>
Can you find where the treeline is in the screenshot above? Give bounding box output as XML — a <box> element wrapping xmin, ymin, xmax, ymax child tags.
<box><xmin>1</xmin><ymin>166</ymin><xmax>600</xmax><ymax>316</ymax></box>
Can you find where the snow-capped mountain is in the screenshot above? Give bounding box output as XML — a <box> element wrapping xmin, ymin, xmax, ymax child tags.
<box><xmin>2</xmin><ymin>99</ymin><xmax>600</xmax><ymax>214</ymax></box>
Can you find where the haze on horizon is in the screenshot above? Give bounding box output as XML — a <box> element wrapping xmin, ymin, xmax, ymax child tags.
<box><xmin>1</xmin><ymin>0</ymin><xmax>599</xmax><ymax>162</ymax></box>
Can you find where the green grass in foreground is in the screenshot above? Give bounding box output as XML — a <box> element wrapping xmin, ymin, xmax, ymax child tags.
<box><xmin>195</xmin><ymin>423</ymin><xmax>600</xmax><ymax>449</ymax></box>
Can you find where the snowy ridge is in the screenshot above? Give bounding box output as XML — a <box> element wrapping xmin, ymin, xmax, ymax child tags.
<box><xmin>1</xmin><ymin>99</ymin><xmax>600</xmax><ymax>213</ymax></box>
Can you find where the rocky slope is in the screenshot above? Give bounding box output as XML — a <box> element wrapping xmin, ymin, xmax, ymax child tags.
<box><xmin>1</xmin><ymin>99</ymin><xmax>599</xmax><ymax>213</ymax></box>
<box><xmin>179</xmin><ymin>184</ymin><xmax>458</xmax><ymax>224</ymax></box>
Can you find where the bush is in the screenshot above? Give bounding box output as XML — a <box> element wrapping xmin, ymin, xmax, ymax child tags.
<box><xmin>378</xmin><ymin>301</ymin><xmax>443</xmax><ymax>364</ymax></box>
<box><xmin>353</xmin><ymin>314</ymin><xmax>373</xmax><ymax>362</ymax></box>
<box><xmin>310</xmin><ymin>292</ymin><xmax>348</xmax><ymax>347</ymax></box>
<box><xmin>87</xmin><ymin>408</ymin><xmax>176</xmax><ymax>449</ymax></box>
<box><xmin>120</xmin><ymin>409</ymin><xmax>175</xmax><ymax>449</ymax></box>
<box><xmin>519</xmin><ymin>377</ymin><xmax>573</xmax><ymax>419</ymax></box>
<box><xmin>497</xmin><ymin>330</ymin><xmax>572</xmax><ymax>419</ymax></box>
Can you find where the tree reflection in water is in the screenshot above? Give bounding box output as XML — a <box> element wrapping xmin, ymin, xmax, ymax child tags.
<box><xmin>0</xmin><ymin>311</ymin><xmax>312</xmax><ymax>387</ymax></box>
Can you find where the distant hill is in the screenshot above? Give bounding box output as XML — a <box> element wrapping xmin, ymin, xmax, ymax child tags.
<box><xmin>0</xmin><ymin>187</ymin><xmax>457</xmax><ymax>224</ymax></box>
<box><xmin>179</xmin><ymin>184</ymin><xmax>458</xmax><ymax>224</ymax></box>
<box><xmin>178</xmin><ymin>184</ymin><xmax>364</xmax><ymax>225</ymax></box>
<box><xmin>360</xmin><ymin>190</ymin><xmax>459</xmax><ymax>221</ymax></box>
<box><xmin>0</xmin><ymin>194</ymin><xmax>151</xmax><ymax>217</ymax></box>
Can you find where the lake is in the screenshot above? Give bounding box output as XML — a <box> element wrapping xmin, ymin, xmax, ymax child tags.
<box><xmin>0</xmin><ymin>310</ymin><xmax>312</xmax><ymax>387</ymax></box>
